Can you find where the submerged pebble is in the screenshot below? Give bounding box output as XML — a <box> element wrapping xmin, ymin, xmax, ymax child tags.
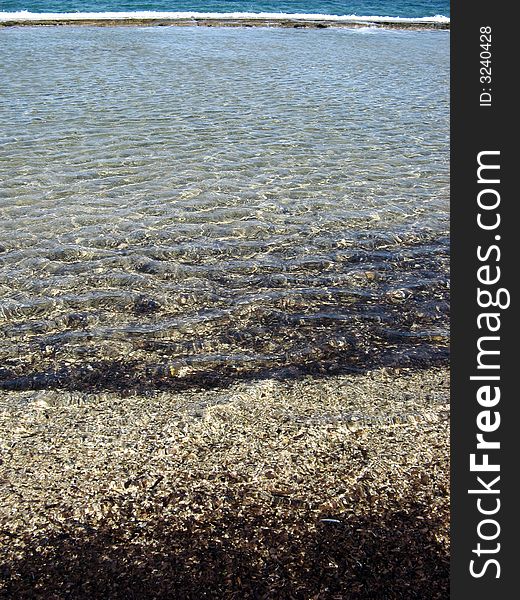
<box><xmin>133</xmin><ymin>296</ymin><xmax>162</xmax><ymax>315</ymax></box>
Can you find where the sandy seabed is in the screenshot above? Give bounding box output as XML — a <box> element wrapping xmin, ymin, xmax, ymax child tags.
<box><xmin>0</xmin><ymin>366</ymin><xmax>449</xmax><ymax>599</ymax></box>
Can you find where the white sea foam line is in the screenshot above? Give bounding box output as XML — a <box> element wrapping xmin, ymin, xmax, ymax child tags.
<box><xmin>0</xmin><ymin>11</ymin><xmax>450</xmax><ymax>24</ymax></box>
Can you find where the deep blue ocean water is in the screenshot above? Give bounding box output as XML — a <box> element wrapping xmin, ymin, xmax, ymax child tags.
<box><xmin>0</xmin><ymin>1</ymin><xmax>450</xmax><ymax>18</ymax></box>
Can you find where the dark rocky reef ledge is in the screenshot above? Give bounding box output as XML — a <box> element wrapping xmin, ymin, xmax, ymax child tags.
<box><xmin>0</xmin><ymin>17</ymin><xmax>450</xmax><ymax>30</ymax></box>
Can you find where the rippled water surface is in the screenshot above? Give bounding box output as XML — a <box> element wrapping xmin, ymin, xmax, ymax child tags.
<box><xmin>1</xmin><ymin>1</ymin><xmax>451</xmax><ymax>18</ymax></box>
<box><xmin>0</xmin><ymin>26</ymin><xmax>449</xmax><ymax>392</ymax></box>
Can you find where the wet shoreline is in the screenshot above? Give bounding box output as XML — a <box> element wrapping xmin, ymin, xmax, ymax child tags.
<box><xmin>0</xmin><ymin>365</ymin><xmax>450</xmax><ymax>598</ymax></box>
<box><xmin>0</xmin><ymin>16</ymin><xmax>449</xmax><ymax>29</ymax></box>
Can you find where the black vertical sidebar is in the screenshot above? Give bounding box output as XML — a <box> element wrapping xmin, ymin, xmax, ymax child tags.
<box><xmin>451</xmin><ymin>1</ymin><xmax>516</xmax><ymax>598</ymax></box>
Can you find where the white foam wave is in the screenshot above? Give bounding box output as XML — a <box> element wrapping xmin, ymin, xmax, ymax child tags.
<box><xmin>0</xmin><ymin>10</ymin><xmax>450</xmax><ymax>24</ymax></box>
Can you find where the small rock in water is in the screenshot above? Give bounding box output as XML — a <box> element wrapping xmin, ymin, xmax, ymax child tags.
<box><xmin>134</xmin><ymin>296</ymin><xmax>162</xmax><ymax>315</ymax></box>
<box><xmin>65</xmin><ymin>312</ymin><xmax>89</xmax><ymax>328</ymax></box>
<box><xmin>385</xmin><ymin>289</ymin><xmax>412</xmax><ymax>303</ymax></box>
<box><xmin>135</xmin><ymin>261</ymin><xmax>161</xmax><ymax>275</ymax></box>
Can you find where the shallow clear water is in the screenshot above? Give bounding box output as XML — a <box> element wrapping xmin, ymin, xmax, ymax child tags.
<box><xmin>0</xmin><ymin>26</ymin><xmax>449</xmax><ymax>392</ymax></box>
